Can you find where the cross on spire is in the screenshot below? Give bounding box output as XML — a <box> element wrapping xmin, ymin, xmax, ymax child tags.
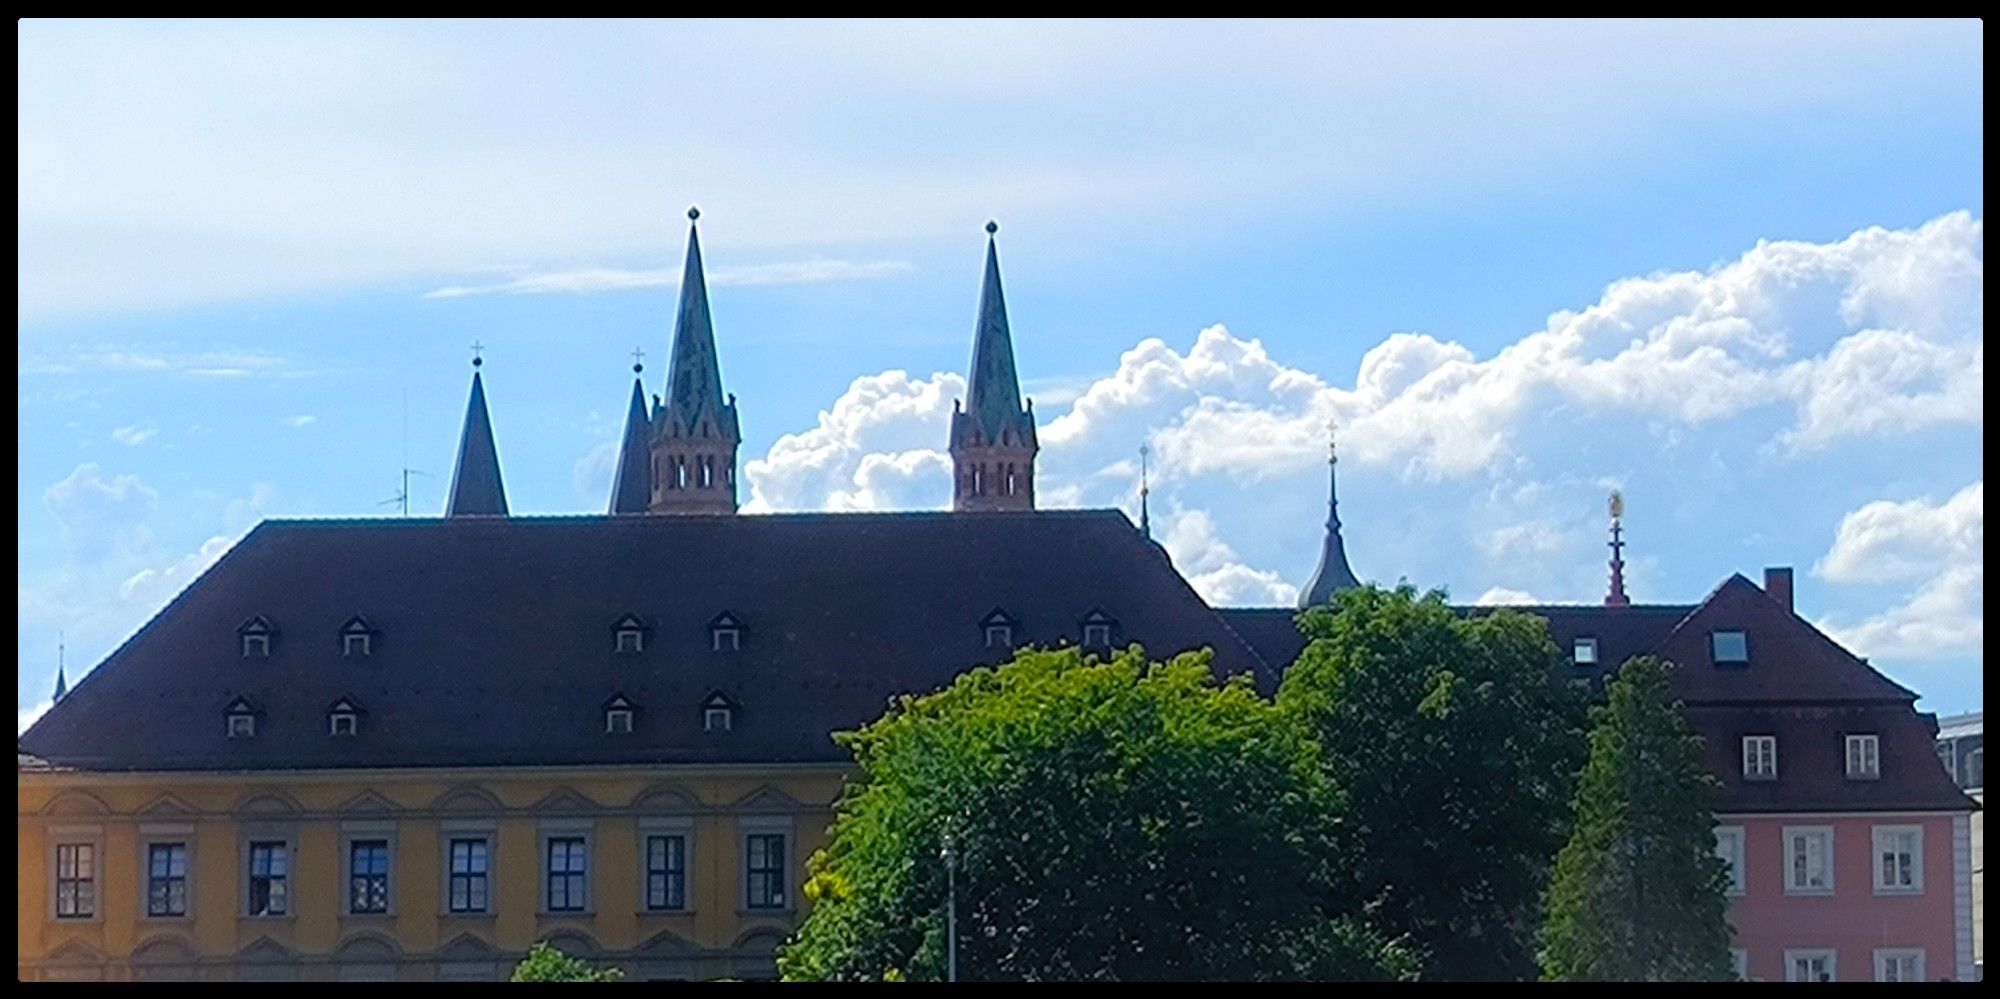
<box><xmin>470</xmin><ymin>341</ymin><xmax>486</xmax><ymax>367</ymax></box>
<box><xmin>631</xmin><ymin>346</ymin><xmax>645</xmax><ymax>373</ymax></box>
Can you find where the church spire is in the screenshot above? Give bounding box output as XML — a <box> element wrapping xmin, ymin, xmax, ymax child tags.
<box><xmin>950</xmin><ymin>220</ymin><xmax>1039</xmax><ymax>512</ymax></box>
<box><xmin>1605</xmin><ymin>490</ymin><xmax>1631</xmax><ymax>607</ymax></box>
<box><xmin>52</xmin><ymin>633</ymin><xmax>67</xmax><ymax>702</ymax></box>
<box><xmin>445</xmin><ymin>349</ymin><xmax>509</xmax><ymax>518</ymax></box>
<box><xmin>1298</xmin><ymin>426</ymin><xmax>1362</xmax><ymax>608</ymax></box>
<box><xmin>648</xmin><ymin>206</ymin><xmax>741</xmax><ymax>514</ymax></box>
<box><xmin>608</xmin><ymin>352</ymin><xmax>651</xmax><ymax>514</ymax></box>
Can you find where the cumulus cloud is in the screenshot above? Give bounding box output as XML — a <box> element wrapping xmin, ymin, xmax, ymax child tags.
<box><xmin>1480</xmin><ymin>522</ymin><xmax>1566</xmax><ymax>560</ymax></box>
<box><xmin>119</xmin><ymin>535</ymin><xmax>234</xmax><ymax>607</ymax></box>
<box><xmin>1474</xmin><ymin>587</ymin><xmax>1542</xmax><ymax>606</ymax></box>
<box><xmin>43</xmin><ymin>463</ymin><xmax>158</xmax><ymax>563</ymax></box>
<box><xmin>742</xmin><ymin>370</ymin><xmax>963</xmax><ymax>513</ymax></box>
<box><xmin>1160</xmin><ymin>509</ymin><xmax>1298</xmax><ymax>606</ymax></box>
<box><xmin>19</xmin><ymin>699</ymin><xmax>53</xmax><ymax>736</ymax></box>
<box><xmin>1815</xmin><ymin>482</ymin><xmax>1982</xmax><ymax>662</ymax></box>
<box><xmin>423</xmin><ymin>258</ymin><xmax>915</xmax><ymax>299</ymax></box>
<box><xmin>110</xmin><ymin>425</ymin><xmax>156</xmax><ymax>446</ymax></box>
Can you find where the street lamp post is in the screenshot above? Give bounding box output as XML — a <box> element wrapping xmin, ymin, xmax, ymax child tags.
<box><xmin>941</xmin><ymin>832</ymin><xmax>958</xmax><ymax>983</ymax></box>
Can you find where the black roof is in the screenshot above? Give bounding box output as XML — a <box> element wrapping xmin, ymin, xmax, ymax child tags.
<box><xmin>21</xmin><ymin>510</ymin><xmax>1269</xmax><ymax>772</ymax></box>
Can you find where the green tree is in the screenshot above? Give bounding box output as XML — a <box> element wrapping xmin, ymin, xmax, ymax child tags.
<box><xmin>779</xmin><ymin>645</ymin><xmax>1415</xmax><ymax>982</ymax></box>
<box><xmin>510</xmin><ymin>941</ymin><xmax>624</xmax><ymax>982</ymax></box>
<box><xmin>1540</xmin><ymin>655</ymin><xmax>1736</xmax><ymax>982</ymax></box>
<box><xmin>1276</xmin><ymin>585</ymin><xmax>1588</xmax><ymax>981</ymax></box>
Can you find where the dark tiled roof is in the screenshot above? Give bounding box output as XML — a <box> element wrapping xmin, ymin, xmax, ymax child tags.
<box><xmin>20</xmin><ymin>510</ymin><xmax>1267</xmax><ymax>773</ymax></box>
<box><xmin>1688</xmin><ymin>703</ymin><xmax>1973</xmax><ymax>814</ymax></box>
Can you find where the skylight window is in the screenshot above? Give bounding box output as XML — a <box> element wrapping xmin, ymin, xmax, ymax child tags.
<box><xmin>1711</xmin><ymin>630</ymin><xmax>1749</xmax><ymax>666</ymax></box>
<box><xmin>1573</xmin><ymin>637</ymin><xmax>1599</xmax><ymax>666</ymax></box>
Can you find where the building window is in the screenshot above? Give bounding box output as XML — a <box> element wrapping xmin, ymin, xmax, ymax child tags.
<box><xmin>1572</xmin><ymin>637</ymin><xmax>1599</xmax><ymax>666</ymax></box>
<box><xmin>746</xmin><ymin>833</ymin><xmax>787</xmax><ymax>909</ymax></box>
<box><xmin>1786</xmin><ymin>950</ymin><xmax>1836</xmax><ymax>982</ymax></box>
<box><xmin>547</xmin><ymin>837</ymin><xmax>587</xmax><ymax>913</ymax></box>
<box><xmin>1845</xmin><ymin>734</ymin><xmax>1880</xmax><ymax>779</ymax></box>
<box><xmin>1968</xmin><ymin>747</ymin><xmax>1984</xmax><ymax>792</ymax></box>
<box><xmin>1874</xmin><ymin>949</ymin><xmax>1925</xmax><ymax>982</ymax></box>
<box><xmin>606</xmin><ymin>708</ymin><xmax>633</xmax><ymax>734</ymax></box>
<box><xmin>985</xmin><ymin>624</ymin><xmax>1012</xmax><ymax>649</ymax></box>
<box><xmin>147</xmin><ymin>843</ymin><xmax>188</xmax><ymax>917</ymax></box>
<box><xmin>1872</xmin><ymin>825</ymin><xmax>1922</xmax><ymax>894</ymax></box>
<box><xmin>1784</xmin><ymin>826</ymin><xmax>1833</xmax><ymax>894</ymax></box>
<box><xmin>348</xmin><ymin>840</ymin><xmax>390</xmax><ymax>914</ymax></box>
<box><xmin>646</xmin><ymin>834</ymin><xmax>687</xmax><ymax>912</ymax></box>
<box><xmin>713</xmin><ymin>627</ymin><xmax>740</xmax><ymax>652</ymax></box>
<box><xmin>1730</xmin><ymin>949</ymin><xmax>1750</xmax><ymax>982</ymax></box>
<box><xmin>1710</xmin><ymin>629</ymin><xmax>1749</xmax><ymax>665</ymax></box>
<box><xmin>705</xmin><ymin>707</ymin><xmax>732</xmax><ymax>732</ymax></box>
<box><xmin>242</xmin><ymin>633</ymin><xmax>270</xmax><ymax>658</ymax></box>
<box><xmin>54</xmin><ymin>843</ymin><xmax>96</xmax><ymax>919</ymax></box>
<box><xmin>330</xmin><ymin>712</ymin><xmax>358</xmax><ymax>737</ymax></box>
<box><xmin>1742</xmin><ymin>735</ymin><xmax>1777</xmax><ymax>780</ymax></box>
<box><xmin>247</xmin><ymin>841</ymin><xmax>289</xmax><ymax>916</ymax></box>
<box><xmin>344</xmin><ymin>633</ymin><xmax>371</xmax><ymax>657</ymax></box>
<box><xmin>616</xmin><ymin>629</ymin><xmax>643</xmax><ymax>653</ymax></box>
<box><xmin>228</xmin><ymin>713</ymin><xmax>256</xmax><ymax>738</ymax></box>
<box><xmin>448</xmin><ymin>838</ymin><xmax>489</xmax><ymax>914</ymax></box>
<box><xmin>1082</xmin><ymin>623</ymin><xmax>1111</xmax><ymax>646</ymax></box>
<box><xmin>1938</xmin><ymin>740</ymin><xmax>1957</xmax><ymax>782</ymax></box>
<box><xmin>1713</xmin><ymin>825</ymin><xmax>1745</xmax><ymax>896</ymax></box>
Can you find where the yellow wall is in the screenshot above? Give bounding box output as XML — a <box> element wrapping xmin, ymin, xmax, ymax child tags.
<box><xmin>17</xmin><ymin>764</ymin><xmax>845</xmax><ymax>981</ymax></box>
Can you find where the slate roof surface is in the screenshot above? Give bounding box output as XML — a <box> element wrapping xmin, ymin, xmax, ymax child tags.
<box><xmin>20</xmin><ymin>510</ymin><xmax>1267</xmax><ymax>773</ymax></box>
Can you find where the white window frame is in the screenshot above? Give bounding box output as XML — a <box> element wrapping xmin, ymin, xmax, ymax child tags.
<box><xmin>1714</xmin><ymin>825</ymin><xmax>1746</xmax><ymax>896</ymax></box>
<box><xmin>228</xmin><ymin>713</ymin><xmax>257</xmax><ymax>739</ymax></box>
<box><xmin>615</xmin><ymin>629</ymin><xmax>643</xmax><ymax>654</ymax></box>
<box><xmin>1785</xmin><ymin>949</ymin><xmax>1836</xmax><ymax>982</ymax></box>
<box><xmin>330</xmin><ymin>712</ymin><xmax>357</xmax><ymax>737</ymax></box>
<box><xmin>1846</xmin><ymin>734</ymin><xmax>1880</xmax><ymax>780</ymax></box>
<box><xmin>606</xmin><ymin>708</ymin><xmax>633</xmax><ymax>734</ymax></box>
<box><xmin>1742</xmin><ymin>735</ymin><xmax>1777</xmax><ymax>781</ymax></box>
<box><xmin>1874</xmin><ymin>948</ymin><xmax>1925</xmax><ymax>982</ymax></box>
<box><xmin>1730</xmin><ymin>948</ymin><xmax>1750</xmax><ymax>982</ymax></box>
<box><xmin>1871</xmin><ymin>824</ymin><xmax>1923</xmax><ymax>895</ymax></box>
<box><xmin>1783</xmin><ymin>825</ymin><xmax>1834</xmax><ymax>895</ymax></box>
<box><xmin>343</xmin><ymin>632</ymin><xmax>372</xmax><ymax>657</ymax></box>
<box><xmin>712</xmin><ymin>627</ymin><xmax>741</xmax><ymax>652</ymax></box>
<box><xmin>985</xmin><ymin>624</ymin><xmax>1012</xmax><ymax>649</ymax></box>
<box><xmin>1573</xmin><ymin>636</ymin><xmax>1599</xmax><ymax>666</ymax></box>
<box><xmin>242</xmin><ymin>633</ymin><xmax>270</xmax><ymax>658</ymax></box>
<box><xmin>1711</xmin><ymin>629</ymin><xmax>1749</xmax><ymax>664</ymax></box>
<box><xmin>1082</xmin><ymin>623</ymin><xmax>1112</xmax><ymax>647</ymax></box>
<box><xmin>704</xmin><ymin>707</ymin><xmax>733</xmax><ymax>733</ymax></box>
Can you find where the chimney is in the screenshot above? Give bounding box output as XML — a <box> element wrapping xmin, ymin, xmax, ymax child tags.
<box><xmin>1763</xmin><ymin>566</ymin><xmax>1794</xmax><ymax>613</ymax></box>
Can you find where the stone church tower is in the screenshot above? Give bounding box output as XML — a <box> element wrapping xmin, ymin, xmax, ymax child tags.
<box><xmin>647</xmin><ymin>207</ymin><xmax>741</xmax><ymax>515</ymax></box>
<box><xmin>950</xmin><ymin>222</ymin><xmax>1038</xmax><ymax>512</ymax></box>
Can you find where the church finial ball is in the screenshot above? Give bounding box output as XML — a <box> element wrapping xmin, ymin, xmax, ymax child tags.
<box><xmin>633</xmin><ymin>362</ymin><xmax>643</xmax><ymax>374</ymax></box>
<box><xmin>687</xmin><ymin>205</ymin><xmax>700</xmax><ymax>221</ymax></box>
<box><xmin>472</xmin><ymin>356</ymin><xmax>483</xmax><ymax>368</ymax></box>
<box><xmin>985</xmin><ymin>220</ymin><xmax>998</xmax><ymax>235</ymax></box>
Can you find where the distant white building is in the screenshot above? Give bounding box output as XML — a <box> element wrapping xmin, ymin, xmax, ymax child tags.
<box><xmin>1937</xmin><ymin>712</ymin><xmax>1982</xmax><ymax>981</ymax></box>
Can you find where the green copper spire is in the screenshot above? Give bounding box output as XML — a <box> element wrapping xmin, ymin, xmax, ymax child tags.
<box><xmin>445</xmin><ymin>358</ymin><xmax>509</xmax><ymax>517</ymax></box>
<box><xmin>1299</xmin><ymin>430</ymin><xmax>1361</xmax><ymax>607</ymax></box>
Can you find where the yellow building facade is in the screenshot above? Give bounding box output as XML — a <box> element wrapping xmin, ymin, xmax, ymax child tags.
<box><xmin>18</xmin><ymin>763</ymin><xmax>843</xmax><ymax>981</ymax></box>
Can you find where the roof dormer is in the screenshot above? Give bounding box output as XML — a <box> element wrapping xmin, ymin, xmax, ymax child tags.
<box><xmin>328</xmin><ymin>696</ymin><xmax>364</xmax><ymax>737</ymax></box>
<box><xmin>702</xmin><ymin>690</ymin><xmax>737</xmax><ymax>733</ymax></box>
<box><xmin>238</xmin><ymin>616</ymin><xmax>274</xmax><ymax>659</ymax></box>
<box><xmin>340</xmin><ymin>615</ymin><xmax>375</xmax><ymax>658</ymax></box>
<box><xmin>604</xmin><ymin>693</ymin><xmax>637</xmax><ymax>734</ymax></box>
<box><xmin>709</xmin><ymin>611</ymin><xmax>744</xmax><ymax>652</ymax></box>
<box><xmin>612</xmin><ymin>614</ymin><xmax>648</xmax><ymax>655</ymax></box>
<box><xmin>980</xmin><ymin>608</ymin><xmax>1018</xmax><ymax>650</ymax></box>
<box><xmin>224</xmin><ymin>695</ymin><xmax>259</xmax><ymax>738</ymax></box>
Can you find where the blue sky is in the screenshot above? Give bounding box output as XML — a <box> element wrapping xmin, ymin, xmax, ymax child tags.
<box><xmin>18</xmin><ymin>20</ymin><xmax>1983</xmax><ymax>727</ymax></box>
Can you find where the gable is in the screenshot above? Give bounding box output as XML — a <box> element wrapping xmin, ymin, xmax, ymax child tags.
<box><xmin>1659</xmin><ymin>575</ymin><xmax>1916</xmax><ymax>704</ymax></box>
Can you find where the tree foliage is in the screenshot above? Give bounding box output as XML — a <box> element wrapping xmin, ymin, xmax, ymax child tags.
<box><xmin>1540</xmin><ymin>655</ymin><xmax>1736</xmax><ymax>982</ymax></box>
<box><xmin>779</xmin><ymin>645</ymin><xmax>1414</xmax><ymax>982</ymax></box>
<box><xmin>1275</xmin><ymin>584</ymin><xmax>1588</xmax><ymax>981</ymax></box>
<box><xmin>510</xmin><ymin>941</ymin><xmax>624</xmax><ymax>982</ymax></box>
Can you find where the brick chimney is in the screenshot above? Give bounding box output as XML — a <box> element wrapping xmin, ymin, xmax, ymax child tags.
<box><xmin>1763</xmin><ymin>566</ymin><xmax>1794</xmax><ymax>613</ymax></box>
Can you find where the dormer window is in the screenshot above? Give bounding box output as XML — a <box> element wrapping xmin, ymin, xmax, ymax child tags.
<box><xmin>710</xmin><ymin>612</ymin><xmax>743</xmax><ymax>652</ymax></box>
<box><xmin>612</xmin><ymin>614</ymin><xmax>646</xmax><ymax>655</ymax></box>
<box><xmin>1080</xmin><ymin>608</ymin><xmax>1116</xmax><ymax>649</ymax></box>
<box><xmin>604</xmin><ymin>695</ymin><xmax>636</xmax><ymax>734</ymax></box>
<box><xmin>239</xmin><ymin>617</ymin><xmax>273</xmax><ymax>659</ymax></box>
<box><xmin>341</xmin><ymin>616</ymin><xmax>374</xmax><ymax>658</ymax></box>
<box><xmin>225</xmin><ymin>697</ymin><xmax>258</xmax><ymax>739</ymax></box>
<box><xmin>702</xmin><ymin>692</ymin><xmax>736</xmax><ymax>733</ymax></box>
<box><xmin>1710</xmin><ymin>630</ymin><xmax>1748</xmax><ymax>666</ymax></box>
<box><xmin>1845</xmin><ymin>734</ymin><xmax>1880</xmax><ymax>779</ymax></box>
<box><xmin>981</xmin><ymin>608</ymin><xmax>1018</xmax><ymax>650</ymax></box>
<box><xmin>1572</xmin><ymin>637</ymin><xmax>1599</xmax><ymax>666</ymax></box>
<box><xmin>327</xmin><ymin>697</ymin><xmax>362</xmax><ymax>737</ymax></box>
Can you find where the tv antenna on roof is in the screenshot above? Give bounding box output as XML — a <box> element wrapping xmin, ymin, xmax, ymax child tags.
<box><xmin>377</xmin><ymin>388</ymin><xmax>429</xmax><ymax>516</ymax></box>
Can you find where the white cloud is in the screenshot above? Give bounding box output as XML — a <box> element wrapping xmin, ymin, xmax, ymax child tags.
<box><xmin>1480</xmin><ymin>522</ymin><xmax>1565</xmax><ymax>560</ymax></box>
<box><xmin>742</xmin><ymin>369</ymin><xmax>964</xmax><ymax>513</ymax></box>
<box><xmin>1816</xmin><ymin>481</ymin><xmax>1982</xmax><ymax>584</ymax></box>
<box><xmin>1160</xmin><ymin>509</ymin><xmax>1298</xmax><ymax>606</ymax></box>
<box><xmin>1815</xmin><ymin>482</ymin><xmax>1982</xmax><ymax>662</ymax></box>
<box><xmin>423</xmin><ymin>258</ymin><xmax>915</xmax><ymax>300</ymax></box>
<box><xmin>23</xmin><ymin>345</ymin><xmax>297</xmax><ymax>379</ymax></box>
<box><xmin>43</xmin><ymin>463</ymin><xmax>158</xmax><ymax>563</ymax></box>
<box><xmin>119</xmin><ymin>534</ymin><xmax>233</xmax><ymax>607</ymax></box>
<box><xmin>1474</xmin><ymin>587</ymin><xmax>1542</xmax><ymax>606</ymax></box>
<box><xmin>110</xmin><ymin>425</ymin><xmax>156</xmax><ymax>446</ymax></box>
<box><xmin>284</xmin><ymin>414</ymin><xmax>316</xmax><ymax>428</ymax></box>
<box><xmin>571</xmin><ymin>440</ymin><xmax>621</xmax><ymax>508</ymax></box>
<box><xmin>19</xmin><ymin>699</ymin><xmax>53</xmax><ymax>736</ymax></box>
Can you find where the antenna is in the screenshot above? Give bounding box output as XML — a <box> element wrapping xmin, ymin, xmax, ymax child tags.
<box><xmin>374</xmin><ymin>390</ymin><xmax>431</xmax><ymax>516</ymax></box>
<box><xmin>1138</xmin><ymin>443</ymin><xmax>1152</xmax><ymax>539</ymax></box>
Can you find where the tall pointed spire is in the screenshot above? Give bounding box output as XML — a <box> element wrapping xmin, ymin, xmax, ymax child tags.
<box><xmin>950</xmin><ymin>220</ymin><xmax>1039</xmax><ymax>512</ymax></box>
<box><xmin>1605</xmin><ymin>490</ymin><xmax>1631</xmax><ymax>607</ymax></box>
<box><xmin>609</xmin><ymin>352</ymin><xmax>652</xmax><ymax>514</ymax></box>
<box><xmin>649</xmin><ymin>206</ymin><xmax>742</xmax><ymax>515</ymax></box>
<box><xmin>52</xmin><ymin>633</ymin><xmax>67</xmax><ymax>702</ymax></box>
<box><xmin>445</xmin><ymin>350</ymin><xmax>509</xmax><ymax>518</ymax></box>
<box><xmin>1139</xmin><ymin>443</ymin><xmax>1152</xmax><ymax>540</ymax></box>
<box><xmin>1298</xmin><ymin>425</ymin><xmax>1362</xmax><ymax>608</ymax></box>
